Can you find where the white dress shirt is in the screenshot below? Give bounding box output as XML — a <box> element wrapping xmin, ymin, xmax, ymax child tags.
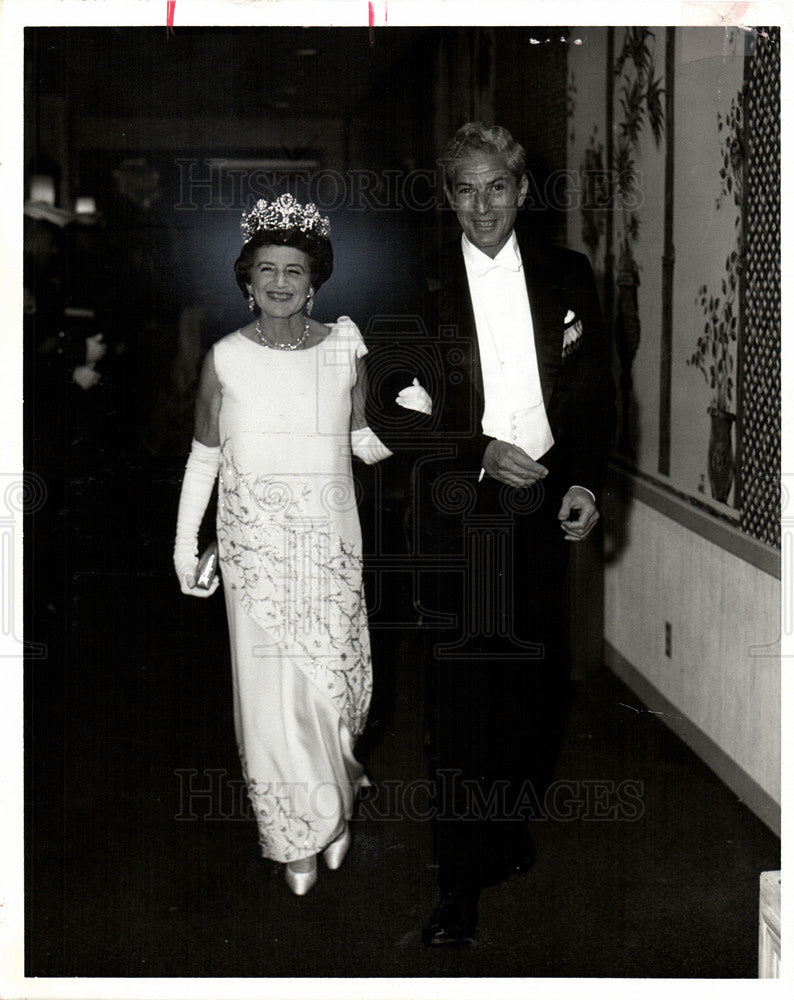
<box><xmin>462</xmin><ymin>232</ymin><xmax>554</xmax><ymax>460</ymax></box>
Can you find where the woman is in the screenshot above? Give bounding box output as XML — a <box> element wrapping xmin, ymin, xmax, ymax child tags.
<box><xmin>173</xmin><ymin>195</ymin><xmax>406</xmax><ymax>895</ymax></box>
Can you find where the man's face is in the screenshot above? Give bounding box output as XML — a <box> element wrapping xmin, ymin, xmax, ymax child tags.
<box><xmin>445</xmin><ymin>150</ymin><xmax>528</xmax><ymax>258</ymax></box>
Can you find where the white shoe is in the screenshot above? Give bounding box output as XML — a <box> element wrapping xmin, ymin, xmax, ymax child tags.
<box><xmin>322</xmin><ymin>825</ymin><xmax>352</xmax><ymax>870</ymax></box>
<box><xmin>284</xmin><ymin>855</ymin><xmax>318</xmax><ymax>895</ymax></box>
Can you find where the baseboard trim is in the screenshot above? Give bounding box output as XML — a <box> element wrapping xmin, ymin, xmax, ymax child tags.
<box><xmin>604</xmin><ymin>641</ymin><xmax>780</xmax><ymax>836</ymax></box>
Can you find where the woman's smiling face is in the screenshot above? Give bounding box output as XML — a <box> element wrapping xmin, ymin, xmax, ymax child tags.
<box><xmin>246</xmin><ymin>244</ymin><xmax>312</xmax><ymax>319</ymax></box>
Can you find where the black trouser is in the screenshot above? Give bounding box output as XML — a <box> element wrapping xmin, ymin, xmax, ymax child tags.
<box><xmin>421</xmin><ymin>497</ymin><xmax>570</xmax><ymax>891</ymax></box>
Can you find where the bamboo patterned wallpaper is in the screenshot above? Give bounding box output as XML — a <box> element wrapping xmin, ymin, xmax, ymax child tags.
<box><xmin>566</xmin><ymin>26</ymin><xmax>780</xmax><ymax>550</ymax></box>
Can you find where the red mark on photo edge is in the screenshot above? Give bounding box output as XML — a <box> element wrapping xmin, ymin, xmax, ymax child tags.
<box><xmin>368</xmin><ymin>1</ymin><xmax>386</xmax><ymax>47</ymax></box>
<box><xmin>166</xmin><ymin>1</ymin><xmax>176</xmax><ymax>35</ymax></box>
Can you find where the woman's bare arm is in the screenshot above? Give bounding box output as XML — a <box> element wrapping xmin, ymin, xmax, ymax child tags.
<box><xmin>351</xmin><ymin>354</ymin><xmax>368</xmax><ymax>432</ymax></box>
<box><xmin>193</xmin><ymin>347</ymin><xmax>221</xmax><ymax>446</ymax></box>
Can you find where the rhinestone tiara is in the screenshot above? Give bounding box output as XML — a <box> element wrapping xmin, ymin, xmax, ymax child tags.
<box><xmin>240</xmin><ymin>194</ymin><xmax>331</xmax><ymax>242</ymax></box>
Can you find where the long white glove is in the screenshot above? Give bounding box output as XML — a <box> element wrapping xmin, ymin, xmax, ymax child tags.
<box><xmin>396</xmin><ymin>377</ymin><xmax>432</xmax><ymax>415</ymax></box>
<box><xmin>351</xmin><ymin>377</ymin><xmax>433</xmax><ymax>464</ymax></box>
<box><xmin>174</xmin><ymin>439</ymin><xmax>221</xmax><ymax>597</ymax></box>
<box><xmin>351</xmin><ymin>426</ymin><xmax>393</xmax><ymax>465</ymax></box>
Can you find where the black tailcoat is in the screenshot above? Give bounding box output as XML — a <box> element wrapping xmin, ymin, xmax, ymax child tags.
<box><xmin>367</xmin><ymin>230</ymin><xmax>615</xmax><ymax>889</ymax></box>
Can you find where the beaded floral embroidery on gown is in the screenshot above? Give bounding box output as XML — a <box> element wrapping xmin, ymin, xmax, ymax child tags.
<box><xmin>213</xmin><ymin>318</ymin><xmax>371</xmax><ymax>861</ymax></box>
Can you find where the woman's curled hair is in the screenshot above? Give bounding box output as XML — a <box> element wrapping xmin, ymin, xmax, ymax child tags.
<box><xmin>234</xmin><ymin>227</ymin><xmax>334</xmax><ymax>303</ymax></box>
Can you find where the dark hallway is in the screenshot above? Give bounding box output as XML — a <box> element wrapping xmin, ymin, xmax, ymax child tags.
<box><xmin>24</xmin><ymin>446</ymin><xmax>779</xmax><ymax>978</ymax></box>
<box><xmin>20</xmin><ymin>20</ymin><xmax>782</xmax><ymax>987</ymax></box>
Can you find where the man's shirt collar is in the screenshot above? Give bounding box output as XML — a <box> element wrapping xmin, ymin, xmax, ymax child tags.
<box><xmin>461</xmin><ymin>230</ymin><xmax>521</xmax><ymax>275</ymax></box>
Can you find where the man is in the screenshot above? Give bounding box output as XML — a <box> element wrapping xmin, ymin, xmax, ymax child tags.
<box><xmin>369</xmin><ymin>122</ymin><xmax>615</xmax><ymax>945</ymax></box>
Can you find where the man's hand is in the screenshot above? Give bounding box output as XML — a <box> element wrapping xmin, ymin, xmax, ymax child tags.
<box><xmin>482</xmin><ymin>440</ymin><xmax>548</xmax><ymax>488</ymax></box>
<box><xmin>72</xmin><ymin>364</ymin><xmax>101</xmax><ymax>390</ymax></box>
<box><xmin>85</xmin><ymin>333</ymin><xmax>107</xmax><ymax>365</ymax></box>
<box><xmin>558</xmin><ymin>486</ymin><xmax>599</xmax><ymax>541</ymax></box>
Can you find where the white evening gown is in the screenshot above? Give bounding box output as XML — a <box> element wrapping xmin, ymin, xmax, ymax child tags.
<box><xmin>213</xmin><ymin>318</ymin><xmax>372</xmax><ymax>863</ymax></box>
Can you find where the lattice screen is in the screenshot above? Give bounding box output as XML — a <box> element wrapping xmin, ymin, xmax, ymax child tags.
<box><xmin>740</xmin><ymin>27</ymin><xmax>781</xmax><ymax>548</ymax></box>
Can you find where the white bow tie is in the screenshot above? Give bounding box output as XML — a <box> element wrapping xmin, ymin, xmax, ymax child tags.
<box><xmin>468</xmin><ymin>255</ymin><xmax>522</xmax><ymax>277</ymax></box>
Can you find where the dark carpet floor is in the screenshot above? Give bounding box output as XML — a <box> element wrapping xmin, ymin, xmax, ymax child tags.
<box><xmin>24</xmin><ymin>456</ymin><xmax>780</xmax><ymax>979</ymax></box>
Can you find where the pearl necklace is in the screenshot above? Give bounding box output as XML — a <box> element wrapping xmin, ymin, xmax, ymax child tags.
<box><xmin>256</xmin><ymin>315</ymin><xmax>310</xmax><ymax>351</ymax></box>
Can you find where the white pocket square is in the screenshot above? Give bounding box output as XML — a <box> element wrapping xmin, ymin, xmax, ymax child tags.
<box><xmin>562</xmin><ymin>314</ymin><xmax>583</xmax><ymax>358</ymax></box>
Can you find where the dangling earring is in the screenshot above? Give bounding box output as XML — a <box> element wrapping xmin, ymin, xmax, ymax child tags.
<box><xmin>248</xmin><ymin>295</ymin><xmax>255</xmax><ymax>312</ymax></box>
<box><xmin>306</xmin><ymin>287</ymin><xmax>315</xmax><ymax>316</ymax></box>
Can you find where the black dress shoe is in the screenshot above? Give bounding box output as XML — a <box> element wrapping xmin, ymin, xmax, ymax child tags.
<box><xmin>421</xmin><ymin>886</ymin><xmax>478</xmax><ymax>946</ymax></box>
